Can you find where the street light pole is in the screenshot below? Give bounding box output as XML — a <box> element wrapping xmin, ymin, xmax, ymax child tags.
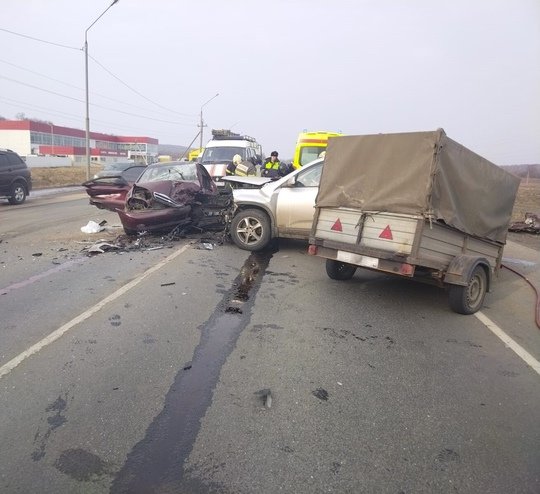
<box><xmin>199</xmin><ymin>93</ymin><xmax>219</xmax><ymax>151</ymax></box>
<box><xmin>84</xmin><ymin>0</ymin><xmax>119</xmax><ymax>180</ymax></box>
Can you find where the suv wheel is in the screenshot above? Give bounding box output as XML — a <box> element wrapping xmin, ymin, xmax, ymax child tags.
<box><xmin>8</xmin><ymin>182</ymin><xmax>27</xmax><ymax>205</ymax></box>
<box><xmin>230</xmin><ymin>209</ymin><xmax>271</xmax><ymax>251</ymax></box>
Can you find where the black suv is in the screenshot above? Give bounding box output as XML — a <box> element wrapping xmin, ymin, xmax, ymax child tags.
<box><xmin>0</xmin><ymin>149</ymin><xmax>32</xmax><ymax>204</ymax></box>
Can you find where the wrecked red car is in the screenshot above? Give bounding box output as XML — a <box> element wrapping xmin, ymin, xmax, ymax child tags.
<box><xmin>82</xmin><ymin>161</ymin><xmax>233</xmax><ymax>235</ymax></box>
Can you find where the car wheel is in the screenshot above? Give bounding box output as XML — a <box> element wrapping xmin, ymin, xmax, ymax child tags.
<box><xmin>448</xmin><ymin>265</ymin><xmax>487</xmax><ymax>315</ymax></box>
<box><xmin>8</xmin><ymin>182</ymin><xmax>27</xmax><ymax>205</ymax></box>
<box><xmin>326</xmin><ymin>259</ymin><xmax>357</xmax><ymax>280</ymax></box>
<box><xmin>230</xmin><ymin>209</ymin><xmax>271</xmax><ymax>251</ymax></box>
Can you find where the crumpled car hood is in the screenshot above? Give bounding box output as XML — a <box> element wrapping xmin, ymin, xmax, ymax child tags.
<box><xmin>127</xmin><ymin>180</ymin><xmax>202</xmax><ymax>210</ymax></box>
<box><xmin>221</xmin><ymin>176</ymin><xmax>272</xmax><ymax>187</ymax></box>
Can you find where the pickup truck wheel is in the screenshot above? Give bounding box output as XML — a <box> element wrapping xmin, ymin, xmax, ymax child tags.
<box><xmin>8</xmin><ymin>182</ymin><xmax>27</xmax><ymax>205</ymax></box>
<box><xmin>230</xmin><ymin>209</ymin><xmax>271</xmax><ymax>251</ymax></box>
<box><xmin>326</xmin><ymin>259</ymin><xmax>357</xmax><ymax>280</ymax></box>
<box><xmin>448</xmin><ymin>265</ymin><xmax>487</xmax><ymax>315</ymax></box>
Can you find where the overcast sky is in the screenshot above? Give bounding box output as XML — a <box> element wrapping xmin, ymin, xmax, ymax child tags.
<box><xmin>1</xmin><ymin>0</ymin><xmax>539</xmax><ymax>164</ymax></box>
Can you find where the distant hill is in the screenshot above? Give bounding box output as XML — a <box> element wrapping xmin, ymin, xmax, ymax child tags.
<box><xmin>158</xmin><ymin>144</ymin><xmax>190</xmax><ymax>160</ymax></box>
<box><xmin>501</xmin><ymin>164</ymin><xmax>540</xmax><ymax>178</ymax></box>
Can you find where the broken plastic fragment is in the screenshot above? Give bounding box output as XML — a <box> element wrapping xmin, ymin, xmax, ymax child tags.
<box><xmin>81</xmin><ymin>220</ymin><xmax>105</xmax><ymax>233</ymax></box>
<box><xmin>254</xmin><ymin>388</ymin><xmax>273</xmax><ymax>408</ymax></box>
<box><xmin>87</xmin><ymin>242</ymin><xmax>120</xmax><ymax>254</ymax></box>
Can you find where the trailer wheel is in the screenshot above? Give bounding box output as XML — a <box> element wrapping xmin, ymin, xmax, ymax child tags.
<box><xmin>326</xmin><ymin>259</ymin><xmax>357</xmax><ymax>280</ymax></box>
<box><xmin>448</xmin><ymin>265</ymin><xmax>487</xmax><ymax>315</ymax></box>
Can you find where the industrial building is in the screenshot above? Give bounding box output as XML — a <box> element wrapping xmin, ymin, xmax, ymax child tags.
<box><xmin>0</xmin><ymin>120</ymin><xmax>158</xmax><ymax>165</ymax></box>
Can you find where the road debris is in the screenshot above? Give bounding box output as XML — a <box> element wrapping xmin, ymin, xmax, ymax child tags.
<box><xmin>80</xmin><ymin>220</ymin><xmax>106</xmax><ymax>234</ymax></box>
<box><xmin>509</xmin><ymin>212</ymin><xmax>540</xmax><ymax>234</ymax></box>
<box><xmin>87</xmin><ymin>242</ymin><xmax>120</xmax><ymax>254</ymax></box>
<box><xmin>254</xmin><ymin>388</ymin><xmax>273</xmax><ymax>408</ymax></box>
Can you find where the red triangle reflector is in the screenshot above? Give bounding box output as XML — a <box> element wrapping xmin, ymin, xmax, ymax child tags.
<box><xmin>379</xmin><ymin>225</ymin><xmax>393</xmax><ymax>240</ymax></box>
<box><xmin>331</xmin><ymin>218</ymin><xmax>343</xmax><ymax>232</ymax></box>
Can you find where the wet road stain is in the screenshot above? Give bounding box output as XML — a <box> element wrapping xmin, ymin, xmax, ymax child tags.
<box><xmin>313</xmin><ymin>388</ymin><xmax>329</xmax><ymax>401</ymax></box>
<box><xmin>436</xmin><ymin>448</ymin><xmax>460</xmax><ymax>463</ymax></box>
<box><xmin>111</xmin><ymin>250</ymin><xmax>273</xmax><ymax>493</ymax></box>
<box><xmin>31</xmin><ymin>394</ymin><xmax>69</xmax><ymax>461</ymax></box>
<box><xmin>54</xmin><ymin>448</ymin><xmax>112</xmax><ymax>481</ymax></box>
<box><xmin>109</xmin><ymin>314</ymin><xmax>121</xmax><ymax>327</ymax></box>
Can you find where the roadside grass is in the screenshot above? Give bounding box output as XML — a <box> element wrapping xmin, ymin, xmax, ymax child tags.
<box><xmin>31</xmin><ymin>165</ymin><xmax>103</xmax><ymax>188</ymax></box>
<box><xmin>30</xmin><ymin>167</ymin><xmax>539</xmax><ymax>222</ymax></box>
<box><xmin>510</xmin><ymin>177</ymin><xmax>540</xmax><ymax>223</ymax></box>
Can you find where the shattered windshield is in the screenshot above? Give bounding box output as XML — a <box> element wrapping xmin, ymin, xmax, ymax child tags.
<box><xmin>201</xmin><ymin>147</ymin><xmax>245</xmax><ymax>164</ymax></box>
<box><xmin>138</xmin><ymin>163</ymin><xmax>199</xmax><ymax>183</ymax></box>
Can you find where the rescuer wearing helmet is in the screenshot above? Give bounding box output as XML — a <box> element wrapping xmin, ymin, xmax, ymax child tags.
<box><xmin>227</xmin><ymin>154</ymin><xmax>255</xmax><ymax>176</ymax></box>
<box><xmin>262</xmin><ymin>151</ymin><xmax>282</xmax><ymax>178</ymax></box>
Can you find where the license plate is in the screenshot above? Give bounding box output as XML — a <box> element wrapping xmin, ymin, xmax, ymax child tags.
<box><xmin>336</xmin><ymin>250</ymin><xmax>379</xmax><ymax>268</ymax></box>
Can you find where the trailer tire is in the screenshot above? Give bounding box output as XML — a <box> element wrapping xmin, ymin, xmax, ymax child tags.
<box><xmin>326</xmin><ymin>259</ymin><xmax>357</xmax><ymax>280</ymax></box>
<box><xmin>448</xmin><ymin>265</ymin><xmax>487</xmax><ymax>315</ymax></box>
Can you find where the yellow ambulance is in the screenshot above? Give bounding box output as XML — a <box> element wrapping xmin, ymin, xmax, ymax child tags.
<box><xmin>292</xmin><ymin>130</ymin><xmax>342</xmax><ymax>169</ymax></box>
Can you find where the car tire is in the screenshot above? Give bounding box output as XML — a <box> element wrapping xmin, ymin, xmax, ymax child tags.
<box><xmin>326</xmin><ymin>259</ymin><xmax>357</xmax><ymax>280</ymax></box>
<box><xmin>448</xmin><ymin>265</ymin><xmax>487</xmax><ymax>315</ymax></box>
<box><xmin>230</xmin><ymin>209</ymin><xmax>271</xmax><ymax>251</ymax></box>
<box><xmin>8</xmin><ymin>182</ymin><xmax>27</xmax><ymax>205</ymax></box>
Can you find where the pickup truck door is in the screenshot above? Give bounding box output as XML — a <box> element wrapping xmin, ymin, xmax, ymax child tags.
<box><xmin>275</xmin><ymin>162</ymin><xmax>323</xmax><ymax>236</ymax></box>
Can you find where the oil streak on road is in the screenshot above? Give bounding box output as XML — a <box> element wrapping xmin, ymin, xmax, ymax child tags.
<box><xmin>111</xmin><ymin>250</ymin><xmax>273</xmax><ymax>493</ymax></box>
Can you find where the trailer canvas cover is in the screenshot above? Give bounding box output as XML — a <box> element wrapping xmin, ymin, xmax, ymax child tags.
<box><xmin>316</xmin><ymin>129</ymin><xmax>520</xmax><ymax>243</ymax></box>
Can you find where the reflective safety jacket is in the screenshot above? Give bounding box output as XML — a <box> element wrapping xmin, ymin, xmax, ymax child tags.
<box><xmin>262</xmin><ymin>159</ymin><xmax>281</xmax><ymax>177</ymax></box>
<box><xmin>226</xmin><ymin>162</ymin><xmax>255</xmax><ymax>176</ymax></box>
<box><xmin>234</xmin><ymin>163</ymin><xmax>255</xmax><ymax>176</ymax></box>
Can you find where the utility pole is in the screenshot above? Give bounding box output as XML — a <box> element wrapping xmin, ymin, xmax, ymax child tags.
<box><xmin>199</xmin><ymin>93</ymin><xmax>219</xmax><ymax>151</ymax></box>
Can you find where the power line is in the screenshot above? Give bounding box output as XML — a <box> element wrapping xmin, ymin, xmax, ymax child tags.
<box><xmin>0</xmin><ymin>28</ymin><xmax>197</xmax><ymax>119</ymax></box>
<box><xmin>0</xmin><ymin>27</ymin><xmax>79</xmax><ymax>51</ymax></box>
<box><xmin>0</xmin><ymin>75</ymin><xmax>195</xmax><ymax>125</ymax></box>
<box><xmin>0</xmin><ymin>57</ymin><xmax>194</xmax><ymax>120</ymax></box>
<box><xmin>89</xmin><ymin>55</ymin><xmax>196</xmax><ymax>118</ymax></box>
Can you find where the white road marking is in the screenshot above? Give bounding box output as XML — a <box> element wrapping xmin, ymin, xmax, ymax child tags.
<box><xmin>475</xmin><ymin>311</ymin><xmax>540</xmax><ymax>376</ymax></box>
<box><xmin>0</xmin><ymin>243</ymin><xmax>192</xmax><ymax>380</ymax></box>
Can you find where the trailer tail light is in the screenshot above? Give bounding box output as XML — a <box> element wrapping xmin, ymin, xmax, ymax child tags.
<box><xmin>399</xmin><ymin>263</ymin><xmax>415</xmax><ymax>276</ymax></box>
<box><xmin>308</xmin><ymin>245</ymin><xmax>318</xmax><ymax>255</ymax></box>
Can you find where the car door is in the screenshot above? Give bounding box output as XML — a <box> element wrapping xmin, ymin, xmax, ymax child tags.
<box><xmin>274</xmin><ymin>162</ymin><xmax>323</xmax><ymax>237</ymax></box>
<box><xmin>0</xmin><ymin>154</ymin><xmax>10</xmax><ymax>195</ymax></box>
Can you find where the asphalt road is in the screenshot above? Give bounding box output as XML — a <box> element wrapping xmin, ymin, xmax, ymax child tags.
<box><xmin>0</xmin><ymin>191</ymin><xmax>539</xmax><ymax>493</ymax></box>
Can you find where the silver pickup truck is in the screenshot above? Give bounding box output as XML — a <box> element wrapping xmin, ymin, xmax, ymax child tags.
<box><xmin>308</xmin><ymin>129</ymin><xmax>520</xmax><ymax>314</ymax></box>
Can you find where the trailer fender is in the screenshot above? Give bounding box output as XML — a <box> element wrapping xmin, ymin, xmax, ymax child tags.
<box><xmin>444</xmin><ymin>256</ymin><xmax>492</xmax><ymax>291</ymax></box>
